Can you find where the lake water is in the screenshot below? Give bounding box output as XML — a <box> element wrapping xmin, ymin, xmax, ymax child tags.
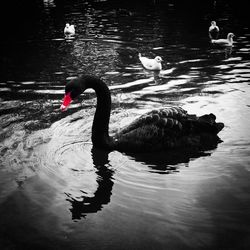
<box><xmin>0</xmin><ymin>1</ymin><xmax>250</xmax><ymax>249</ymax></box>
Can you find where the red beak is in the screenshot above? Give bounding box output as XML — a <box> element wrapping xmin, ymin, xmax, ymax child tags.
<box><xmin>60</xmin><ymin>93</ymin><xmax>72</xmax><ymax>111</ymax></box>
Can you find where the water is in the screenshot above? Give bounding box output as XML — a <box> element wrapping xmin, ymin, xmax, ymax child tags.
<box><xmin>1</xmin><ymin>1</ymin><xmax>250</xmax><ymax>249</ymax></box>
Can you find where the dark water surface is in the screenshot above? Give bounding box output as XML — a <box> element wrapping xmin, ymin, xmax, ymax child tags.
<box><xmin>1</xmin><ymin>1</ymin><xmax>250</xmax><ymax>249</ymax></box>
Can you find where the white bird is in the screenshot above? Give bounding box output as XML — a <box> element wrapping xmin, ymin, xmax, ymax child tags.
<box><xmin>209</xmin><ymin>21</ymin><xmax>219</xmax><ymax>40</ymax></box>
<box><xmin>211</xmin><ymin>33</ymin><xmax>235</xmax><ymax>47</ymax></box>
<box><xmin>64</xmin><ymin>23</ymin><xmax>75</xmax><ymax>37</ymax></box>
<box><xmin>138</xmin><ymin>53</ymin><xmax>163</xmax><ymax>71</ymax></box>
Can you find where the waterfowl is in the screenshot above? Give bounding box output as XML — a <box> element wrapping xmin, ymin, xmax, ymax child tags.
<box><xmin>60</xmin><ymin>75</ymin><xmax>224</xmax><ymax>153</ymax></box>
<box><xmin>211</xmin><ymin>33</ymin><xmax>235</xmax><ymax>47</ymax></box>
<box><xmin>64</xmin><ymin>23</ymin><xmax>75</xmax><ymax>37</ymax></box>
<box><xmin>139</xmin><ymin>53</ymin><xmax>162</xmax><ymax>71</ymax></box>
<box><xmin>209</xmin><ymin>21</ymin><xmax>220</xmax><ymax>40</ymax></box>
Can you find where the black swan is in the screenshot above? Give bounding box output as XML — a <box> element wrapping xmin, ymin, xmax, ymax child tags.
<box><xmin>61</xmin><ymin>75</ymin><xmax>224</xmax><ymax>152</ymax></box>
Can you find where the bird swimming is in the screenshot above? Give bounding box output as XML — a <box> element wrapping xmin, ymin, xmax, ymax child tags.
<box><xmin>60</xmin><ymin>75</ymin><xmax>224</xmax><ymax>153</ymax></box>
<box><xmin>64</xmin><ymin>23</ymin><xmax>75</xmax><ymax>37</ymax></box>
<box><xmin>211</xmin><ymin>33</ymin><xmax>235</xmax><ymax>47</ymax></box>
<box><xmin>138</xmin><ymin>53</ymin><xmax>163</xmax><ymax>71</ymax></box>
<box><xmin>209</xmin><ymin>21</ymin><xmax>220</xmax><ymax>40</ymax></box>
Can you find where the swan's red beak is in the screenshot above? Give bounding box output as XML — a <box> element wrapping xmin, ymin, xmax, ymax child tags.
<box><xmin>60</xmin><ymin>93</ymin><xmax>72</xmax><ymax>111</ymax></box>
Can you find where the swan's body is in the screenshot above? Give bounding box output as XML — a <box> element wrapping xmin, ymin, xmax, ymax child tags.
<box><xmin>61</xmin><ymin>75</ymin><xmax>224</xmax><ymax>153</ymax></box>
<box><xmin>209</xmin><ymin>21</ymin><xmax>219</xmax><ymax>40</ymax></box>
<box><xmin>211</xmin><ymin>33</ymin><xmax>235</xmax><ymax>47</ymax></box>
<box><xmin>64</xmin><ymin>23</ymin><xmax>75</xmax><ymax>37</ymax></box>
<box><xmin>139</xmin><ymin>53</ymin><xmax>162</xmax><ymax>71</ymax></box>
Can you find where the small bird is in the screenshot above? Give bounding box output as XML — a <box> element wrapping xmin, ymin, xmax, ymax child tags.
<box><xmin>211</xmin><ymin>33</ymin><xmax>235</xmax><ymax>47</ymax></box>
<box><xmin>139</xmin><ymin>53</ymin><xmax>163</xmax><ymax>71</ymax></box>
<box><xmin>209</xmin><ymin>21</ymin><xmax>220</xmax><ymax>40</ymax></box>
<box><xmin>64</xmin><ymin>23</ymin><xmax>75</xmax><ymax>37</ymax></box>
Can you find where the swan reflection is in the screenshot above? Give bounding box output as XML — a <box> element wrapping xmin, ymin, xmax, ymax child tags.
<box><xmin>67</xmin><ymin>147</ymin><xmax>114</xmax><ymax>220</ymax></box>
<box><xmin>67</xmin><ymin>136</ymin><xmax>222</xmax><ymax>220</ymax></box>
<box><xmin>224</xmin><ymin>46</ymin><xmax>233</xmax><ymax>59</ymax></box>
<box><xmin>127</xmin><ymin>147</ymin><xmax>216</xmax><ymax>174</ymax></box>
<box><xmin>210</xmin><ymin>46</ymin><xmax>233</xmax><ymax>59</ymax></box>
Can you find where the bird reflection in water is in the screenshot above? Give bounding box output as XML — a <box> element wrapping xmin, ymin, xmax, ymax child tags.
<box><xmin>224</xmin><ymin>46</ymin><xmax>233</xmax><ymax>59</ymax></box>
<box><xmin>153</xmin><ymin>70</ymin><xmax>162</xmax><ymax>84</ymax></box>
<box><xmin>66</xmin><ymin>134</ymin><xmax>222</xmax><ymax>220</ymax></box>
<box><xmin>141</xmin><ymin>68</ymin><xmax>163</xmax><ymax>85</ymax></box>
<box><xmin>210</xmin><ymin>45</ymin><xmax>233</xmax><ymax>59</ymax></box>
<box><xmin>66</xmin><ymin>147</ymin><xmax>114</xmax><ymax>220</ymax></box>
<box><xmin>128</xmin><ymin>148</ymin><xmax>214</xmax><ymax>174</ymax></box>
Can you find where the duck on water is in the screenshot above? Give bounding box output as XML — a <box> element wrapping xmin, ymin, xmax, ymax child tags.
<box><xmin>64</xmin><ymin>23</ymin><xmax>75</xmax><ymax>37</ymax></box>
<box><xmin>61</xmin><ymin>75</ymin><xmax>224</xmax><ymax>153</ymax></box>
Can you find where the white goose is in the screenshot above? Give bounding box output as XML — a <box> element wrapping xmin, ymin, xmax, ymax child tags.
<box><xmin>211</xmin><ymin>33</ymin><xmax>235</xmax><ymax>47</ymax></box>
<box><xmin>64</xmin><ymin>23</ymin><xmax>75</xmax><ymax>37</ymax></box>
<box><xmin>139</xmin><ymin>53</ymin><xmax>162</xmax><ymax>71</ymax></box>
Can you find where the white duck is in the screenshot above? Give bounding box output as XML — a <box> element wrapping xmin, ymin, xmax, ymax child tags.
<box><xmin>139</xmin><ymin>53</ymin><xmax>162</xmax><ymax>71</ymax></box>
<box><xmin>211</xmin><ymin>33</ymin><xmax>235</xmax><ymax>47</ymax></box>
<box><xmin>209</xmin><ymin>21</ymin><xmax>219</xmax><ymax>40</ymax></box>
<box><xmin>64</xmin><ymin>23</ymin><xmax>75</xmax><ymax>37</ymax></box>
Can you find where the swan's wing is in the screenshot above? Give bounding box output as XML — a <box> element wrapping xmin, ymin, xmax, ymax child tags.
<box><xmin>115</xmin><ymin>123</ymin><xmax>177</xmax><ymax>152</ymax></box>
<box><xmin>139</xmin><ymin>57</ymin><xmax>161</xmax><ymax>70</ymax></box>
<box><xmin>114</xmin><ymin>107</ymin><xmax>223</xmax><ymax>152</ymax></box>
<box><xmin>117</xmin><ymin>107</ymin><xmax>187</xmax><ymax>135</ymax></box>
<box><xmin>70</xmin><ymin>25</ymin><xmax>75</xmax><ymax>33</ymax></box>
<box><xmin>212</xmin><ymin>39</ymin><xmax>228</xmax><ymax>45</ymax></box>
<box><xmin>209</xmin><ymin>26</ymin><xmax>219</xmax><ymax>32</ymax></box>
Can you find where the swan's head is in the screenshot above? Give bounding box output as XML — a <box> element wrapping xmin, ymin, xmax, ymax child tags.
<box><xmin>61</xmin><ymin>77</ymin><xmax>84</xmax><ymax>111</ymax></box>
<box><xmin>227</xmin><ymin>33</ymin><xmax>235</xmax><ymax>39</ymax></box>
<box><xmin>211</xmin><ymin>21</ymin><xmax>216</xmax><ymax>26</ymax></box>
<box><xmin>155</xmin><ymin>56</ymin><xmax>163</xmax><ymax>63</ymax></box>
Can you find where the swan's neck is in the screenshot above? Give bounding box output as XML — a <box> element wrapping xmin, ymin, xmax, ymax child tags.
<box><xmin>227</xmin><ymin>35</ymin><xmax>233</xmax><ymax>44</ymax></box>
<box><xmin>88</xmin><ymin>78</ymin><xmax>112</xmax><ymax>149</ymax></box>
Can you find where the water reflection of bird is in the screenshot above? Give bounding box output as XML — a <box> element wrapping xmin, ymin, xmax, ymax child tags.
<box><xmin>209</xmin><ymin>21</ymin><xmax>220</xmax><ymax>40</ymax></box>
<box><xmin>139</xmin><ymin>53</ymin><xmax>163</xmax><ymax>71</ymax></box>
<box><xmin>224</xmin><ymin>46</ymin><xmax>233</xmax><ymax>58</ymax></box>
<box><xmin>64</xmin><ymin>23</ymin><xmax>75</xmax><ymax>37</ymax></box>
<box><xmin>67</xmin><ymin>143</ymin><xmax>218</xmax><ymax>220</ymax></box>
<box><xmin>60</xmin><ymin>75</ymin><xmax>224</xmax><ymax>153</ymax></box>
<box><xmin>67</xmin><ymin>143</ymin><xmax>217</xmax><ymax>220</ymax></box>
<box><xmin>129</xmin><ymin>148</ymin><xmax>215</xmax><ymax>174</ymax></box>
<box><xmin>68</xmin><ymin>147</ymin><xmax>114</xmax><ymax>220</ymax></box>
<box><xmin>211</xmin><ymin>33</ymin><xmax>235</xmax><ymax>47</ymax></box>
